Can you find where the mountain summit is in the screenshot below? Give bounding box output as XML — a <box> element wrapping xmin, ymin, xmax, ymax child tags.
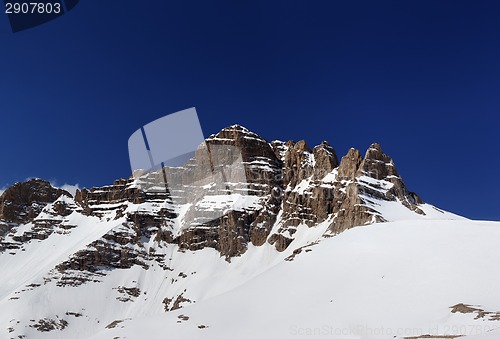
<box><xmin>3</xmin><ymin>126</ymin><xmax>495</xmax><ymax>339</ymax></box>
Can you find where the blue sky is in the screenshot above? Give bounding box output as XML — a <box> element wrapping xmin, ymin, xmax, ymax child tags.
<box><xmin>0</xmin><ymin>1</ymin><xmax>499</xmax><ymax>220</ymax></box>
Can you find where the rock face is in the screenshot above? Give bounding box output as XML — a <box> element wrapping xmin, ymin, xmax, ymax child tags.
<box><xmin>0</xmin><ymin>125</ymin><xmax>424</xmax><ymax>261</ymax></box>
<box><xmin>172</xmin><ymin>125</ymin><xmax>284</xmax><ymax>258</ymax></box>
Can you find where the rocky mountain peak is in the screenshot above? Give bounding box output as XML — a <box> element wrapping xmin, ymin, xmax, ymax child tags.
<box><xmin>366</xmin><ymin>142</ymin><xmax>382</xmax><ymax>153</ymax></box>
<box><xmin>359</xmin><ymin>142</ymin><xmax>399</xmax><ymax>179</ymax></box>
<box><xmin>293</xmin><ymin>139</ymin><xmax>311</xmax><ymax>152</ymax></box>
<box><xmin>0</xmin><ymin>178</ymin><xmax>69</xmax><ymax>225</ymax></box>
<box><xmin>209</xmin><ymin>124</ymin><xmax>266</xmax><ymax>143</ymax></box>
<box><xmin>218</xmin><ymin>124</ymin><xmax>251</xmax><ymax>133</ymax></box>
<box><xmin>312</xmin><ymin>141</ymin><xmax>338</xmax><ymax>180</ymax></box>
<box><xmin>337</xmin><ymin>148</ymin><xmax>362</xmax><ymax>179</ymax></box>
<box><xmin>206</xmin><ymin>124</ymin><xmax>277</xmax><ymax>168</ymax></box>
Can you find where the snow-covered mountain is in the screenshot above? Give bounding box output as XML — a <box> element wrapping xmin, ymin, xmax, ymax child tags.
<box><xmin>1</xmin><ymin>125</ymin><xmax>498</xmax><ymax>339</ymax></box>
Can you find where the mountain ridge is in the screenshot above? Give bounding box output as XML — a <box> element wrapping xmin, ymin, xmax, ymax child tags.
<box><xmin>0</xmin><ymin>125</ymin><xmax>475</xmax><ymax>339</ymax></box>
<box><xmin>1</xmin><ymin>124</ymin><xmax>436</xmax><ymax>259</ymax></box>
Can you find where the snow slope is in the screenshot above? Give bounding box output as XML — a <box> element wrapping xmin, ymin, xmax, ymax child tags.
<box><xmin>90</xmin><ymin>219</ymin><xmax>500</xmax><ymax>339</ymax></box>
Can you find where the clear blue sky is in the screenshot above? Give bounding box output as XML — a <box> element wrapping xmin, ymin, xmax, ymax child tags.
<box><xmin>0</xmin><ymin>1</ymin><xmax>499</xmax><ymax>221</ymax></box>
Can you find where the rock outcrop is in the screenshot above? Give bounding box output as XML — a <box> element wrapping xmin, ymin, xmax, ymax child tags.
<box><xmin>0</xmin><ymin>178</ymin><xmax>69</xmax><ymax>224</ymax></box>
<box><xmin>0</xmin><ymin>179</ymin><xmax>70</xmax><ymax>249</ymax></box>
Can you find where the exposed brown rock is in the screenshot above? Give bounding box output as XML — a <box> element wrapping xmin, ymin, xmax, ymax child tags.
<box><xmin>163</xmin><ymin>293</ymin><xmax>192</xmax><ymax>311</ymax></box>
<box><xmin>328</xmin><ymin>143</ymin><xmax>423</xmax><ymax>233</ymax></box>
<box><xmin>74</xmin><ymin>178</ymin><xmax>147</xmax><ymax>217</ymax></box>
<box><xmin>105</xmin><ymin>319</ymin><xmax>127</xmax><ymax>329</ymax></box>
<box><xmin>30</xmin><ymin>318</ymin><xmax>68</xmax><ymax>332</ymax></box>
<box><xmin>164</xmin><ymin>125</ymin><xmax>284</xmax><ymax>259</ymax></box>
<box><xmin>337</xmin><ymin>148</ymin><xmax>362</xmax><ymax>179</ymax></box>
<box><xmin>268</xmin><ymin>233</ymin><xmax>293</xmax><ymax>252</ymax></box>
<box><xmin>312</xmin><ymin>141</ymin><xmax>339</xmax><ymax>180</ymax></box>
<box><xmin>0</xmin><ymin>179</ymin><xmax>69</xmax><ymax>224</ymax></box>
<box><xmin>450</xmin><ymin>303</ymin><xmax>500</xmax><ymax>321</ymax></box>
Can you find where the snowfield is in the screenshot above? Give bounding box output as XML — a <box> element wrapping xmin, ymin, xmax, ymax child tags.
<box><xmin>2</xmin><ymin>211</ymin><xmax>499</xmax><ymax>338</ymax></box>
<box><xmin>87</xmin><ymin>219</ymin><xmax>500</xmax><ymax>339</ymax></box>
